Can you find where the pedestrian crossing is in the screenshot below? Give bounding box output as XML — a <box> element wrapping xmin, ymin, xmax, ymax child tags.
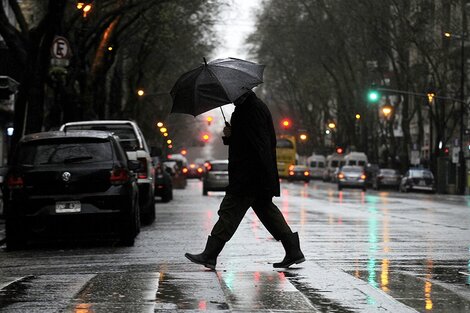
<box><xmin>0</xmin><ymin>264</ymin><xmax>419</xmax><ymax>312</ymax></box>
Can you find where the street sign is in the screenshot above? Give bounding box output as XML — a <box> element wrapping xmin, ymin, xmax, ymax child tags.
<box><xmin>51</xmin><ymin>36</ymin><xmax>72</xmax><ymax>60</ymax></box>
<box><xmin>452</xmin><ymin>147</ymin><xmax>460</xmax><ymax>164</ymax></box>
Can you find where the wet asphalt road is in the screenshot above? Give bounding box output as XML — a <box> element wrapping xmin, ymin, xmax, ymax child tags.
<box><xmin>0</xmin><ymin>179</ymin><xmax>469</xmax><ymax>312</ymax></box>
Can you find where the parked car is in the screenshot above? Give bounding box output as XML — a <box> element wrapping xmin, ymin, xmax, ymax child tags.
<box><xmin>323</xmin><ymin>153</ymin><xmax>345</xmax><ymax>182</ymax></box>
<box><xmin>372</xmin><ymin>168</ymin><xmax>401</xmax><ymax>190</ymax></box>
<box><xmin>152</xmin><ymin>156</ymin><xmax>173</xmax><ymax>203</ymax></box>
<box><xmin>2</xmin><ymin>131</ymin><xmax>141</xmax><ymax>249</ymax></box>
<box><xmin>399</xmin><ymin>169</ymin><xmax>436</xmax><ymax>193</ymax></box>
<box><xmin>337</xmin><ymin>165</ymin><xmax>367</xmax><ymax>191</ymax></box>
<box><xmin>202</xmin><ymin>160</ymin><xmax>229</xmax><ymax>195</ymax></box>
<box><xmin>184</xmin><ymin>162</ymin><xmax>205</xmax><ymax>179</ymax></box>
<box><xmin>60</xmin><ymin>120</ymin><xmax>156</xmax><ymax>224</ymax></box>
<box><xmin>287</xmin><ymin>165</ymin><xmax>310</xmax><ymax>183</ymax></box>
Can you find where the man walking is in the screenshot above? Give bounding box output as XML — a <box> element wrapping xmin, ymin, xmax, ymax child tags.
<box><xmin>185</xmin><ymin>90</ymin><xmax>305</xmax><ymax>270</ymax></box>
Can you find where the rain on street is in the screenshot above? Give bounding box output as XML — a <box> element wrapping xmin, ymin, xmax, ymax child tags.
<box><xmin>0</xmin><ymin>179</ymin><xmax>469</xmax><ymax>312</ymax></box>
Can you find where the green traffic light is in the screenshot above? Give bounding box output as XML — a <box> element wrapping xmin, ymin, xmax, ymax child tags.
<box><xmin>367</xmin><ymin>90</ymin><xmax>380</xmax><ymax>102</ymax></box>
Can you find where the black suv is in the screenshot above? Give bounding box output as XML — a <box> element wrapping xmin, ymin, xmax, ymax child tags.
<box><xmin>3</xmin><ymin>131</ymin><xmax>141</xmax><ymax>249</ymax></box>
<box><xmin>60</xmin><ymin>120</ymin><xmax>156</xmax><ymax>224</ymax></box>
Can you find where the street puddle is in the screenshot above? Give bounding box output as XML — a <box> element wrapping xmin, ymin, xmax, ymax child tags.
<box><xmin>350</xmin><ymin>259</ymin><xmax>470</xmax><ymax>312</ymax></box>
<box><xmin>155</xmin><ymin>272</ymin><xmax>228</xmax><ymax>311</ymax></box>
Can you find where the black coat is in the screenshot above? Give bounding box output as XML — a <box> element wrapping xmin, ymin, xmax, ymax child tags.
<box><xmin>223</xmin><ymin>91</ymin><xmax>280</xmax><ymax>197</ymax></box>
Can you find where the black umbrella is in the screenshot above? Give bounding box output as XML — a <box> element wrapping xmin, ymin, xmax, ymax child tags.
<box><xmin>170</xmin><ymin>57</ymin><xmax>265</xmax><ymax>122</ymax></box>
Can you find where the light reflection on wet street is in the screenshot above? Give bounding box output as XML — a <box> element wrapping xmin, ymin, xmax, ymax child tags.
<box><xmin>0</xmin><ymin>179</ymin><xmax>469</xmax><ymax>312</ymax></box>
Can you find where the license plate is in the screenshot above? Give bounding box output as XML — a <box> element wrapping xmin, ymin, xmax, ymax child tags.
<box><xmin>418</xmin><ymin>180</ymin><xmax>425</xmax><ymax>186</ymax></box>
<box><xmin>55</xmin><ymin>201</ymin><xmax>81</xmax><ymax>213</ymax></box>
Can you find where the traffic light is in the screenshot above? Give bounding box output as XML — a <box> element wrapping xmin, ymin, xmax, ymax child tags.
<box><xmin>202</xmin><ymin>133</ymin><xmax>210</xmax><ymax>143</ymax></box>
<box><xmin>367</xmin><ymin>85</ymin><xmax>380</xmax><ymax>103</ymax></box>
<box><xmin>281</xmin><ymin>118</ymin><xmax>292</xmax><ymax>129</ymax></box>
<box><xmin>207</xmin><ymin>116</ymin><xmax>213</xmax><ymax>126</ymax></box>
<box><xmin>443</xmin><ymin>147</ymin><xmax>449</xmax><ymax>156</ymax></box>
<box><xmin>427</xmin><ymin>92</ymin><xmax>435</xmax><ymax>104</ymax></box>
<box><xmin>336</xmin><ymin>147</ymin><xmax>344</xmax><ymax>154</ymax></box>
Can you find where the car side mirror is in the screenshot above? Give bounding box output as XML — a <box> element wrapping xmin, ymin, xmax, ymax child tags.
<box><xmin>128</xmin><ymin>160</ymin><xmax>141</xmax><ymax>171</ymax></box>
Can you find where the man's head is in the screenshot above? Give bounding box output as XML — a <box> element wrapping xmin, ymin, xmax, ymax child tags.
<box><xmin>234</xmin><ymin>89</ymin><xmax>255</xmax><ymax>106</ymax></box>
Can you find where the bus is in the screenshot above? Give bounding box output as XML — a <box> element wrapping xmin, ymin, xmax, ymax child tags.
<box><xmin>276</xmin><ymin>135</ymin><xmax>296</xmax><ymax>178</ymax></box>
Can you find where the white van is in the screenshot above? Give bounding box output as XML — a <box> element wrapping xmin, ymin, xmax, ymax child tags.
<box><xmin>307</xmin><ymin>154</ymin><xmax>326</xmax><ymax>179</ymax></box>
<box><xmin>323</xmin><ymin>153</ymin><xmax>345</xmax><ymax>182</ymax></box>
<box><xmin>344</xmin><ymin>152</ymin><xmax>368</xmax><ymax>167</ymax></box>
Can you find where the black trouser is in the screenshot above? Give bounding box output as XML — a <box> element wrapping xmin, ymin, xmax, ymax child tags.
<box><xmin>210</xmin><ymin>193</ymin><xmax>292</xmax><ymax>242</ymax></box>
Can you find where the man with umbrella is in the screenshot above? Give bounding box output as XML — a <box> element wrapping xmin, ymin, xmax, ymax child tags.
<box><xmin>171</xmin><ymin>58</ymin><xmax>305</xmax><ymax>269</ymax></box>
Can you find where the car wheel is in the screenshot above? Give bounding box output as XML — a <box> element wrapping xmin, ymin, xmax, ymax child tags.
<box><xmin>203</xmin><ymin>185</ymin><xmax>208</xmax><ymax>196</ymax></box>
<box><xmin>338</xmin><ymin>185</ymin><xmax>342</xmax><ymax>191</ymax></box>
<box><xmin>120</xmin><ymin>200</ymin><xmax>140</xmax><ymax>246</ymax></box>
<box><xmin>141</xmin><ymin>194</ymin><xmax>156</xmax><ymax>225</ymax></box>
<box><xmin>5</xmin><ymin>217</ymin><xmax>26</xmax><ymax>251</ymax></box>
<box><xmin>161</xmin><ymin>189</ymin><xmax>172</xmax><ymax>203</ymax></box>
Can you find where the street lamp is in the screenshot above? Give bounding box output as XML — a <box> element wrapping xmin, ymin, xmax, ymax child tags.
<box><xmin>381</xmin><ymin>105</ymin><xmax>393</xmax><ymax>118</ymax></box>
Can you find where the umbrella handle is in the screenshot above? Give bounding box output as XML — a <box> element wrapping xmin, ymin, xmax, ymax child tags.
<box><xmin>219</xmin><ymin>106</ymin><xmax>228</xmax><ymax>124</ymax></box>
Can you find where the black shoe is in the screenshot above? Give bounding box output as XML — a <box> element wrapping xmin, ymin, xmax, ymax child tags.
<box><xmin>185</xmin><ymin>235</ymin><xmax>225</xmax><ymax>270</ymax></box>
<box><xmin>273</xmin><ymin>232</ymin><xmax>305</xmax><ymax>268</ymax></box>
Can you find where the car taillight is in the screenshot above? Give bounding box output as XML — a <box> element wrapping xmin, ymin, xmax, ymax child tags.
<box><xmin>110</xmin><ymin>168</ymin><xmax>130</xmax><ymax>185</ymax></box>
<box><xmin>205</xmin><ymin>163</ymin><xmax>212</xmax><ymax>171</ymax></box>
<box><xmin>137</xmin><ymin>158</ymin><xmax>148</xmax><ymax>179</ymax></box>
<box><xmin>338</xmin><ymin>173</ymin><xmax>345</xmax><ymax>179</ymax></box>
<box><xmin>7</xmin><ymin>175</ymin><xmax>24</xmax><ymax>189</ymax></box>
<box><xmin>304</xmin><ymin>171</ymin><xmax>309</xmax><ymax>176</ymax></box>
<box><xmin>288</xmin><ymin>165</ymin><xmax>295</xmax><ymax>171</ymax></box>
<box><xmin>361</xmin><ymin>174</ymin><xmax>367</xmax><ymax>180</ymax></box>
<box><xmin>197</xmin><ymin>167</ymin><xmax>203</xmax><ymax>173</ymax></box>
<box><xmin>289</xmin><ymin>171</ymin><xmax>294</xmax><ymax>176</ymax></box>
<box><xmin>190</xmin><ymin>163</ymin><xmax>196</xmax><ymax>169</ymax></box>
<box><xmin>182</xmin><ymin>167</ymin><xmax>188</xmax><ymax>174</ymax></box>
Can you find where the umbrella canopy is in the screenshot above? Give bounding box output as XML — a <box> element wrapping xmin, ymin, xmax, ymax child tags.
<box><xmin>170</xmin><ymin>57</ymin><xmax>265</xmax><ymax>117</ymax></box>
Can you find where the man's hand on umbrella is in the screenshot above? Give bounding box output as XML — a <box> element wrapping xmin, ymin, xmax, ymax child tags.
<box><xmin>223</xmin><ymin>124</ymin><xmax>232</xmax><ymax>137</ymax></box>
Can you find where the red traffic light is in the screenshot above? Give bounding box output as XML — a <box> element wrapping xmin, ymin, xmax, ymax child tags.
<box><xmin>202</xmin><ymin>133</ymin><xmax>210</xmax><ymax>142</ymax></box>
<box><xmin>281</xmin><ymin>118</ymin><xmax>292</xmax><ymax>129</ymax></box>
<box><xmin>336</xmin><ymin>147</ymin><xmax>344</xmax><ymax>154</ymax></box>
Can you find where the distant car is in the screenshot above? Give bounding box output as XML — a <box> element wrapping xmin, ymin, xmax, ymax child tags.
<box><xmin>399</xmin><ymin>169</ymin><xmax>435</xmax><ymax>193</ymax></box>
<box><xmin>60</xmin><ymin>120</ymin><xmax>156</xmax><ymax>224</ymax></box>
<box><xmin>337</xmin><ymin>165</ymin><xmax>367</xmax><ymax>191</ymax></box>
<box><xmin>202</xmin><ymin>160</ymin><xmax>229</xmax><ymax>195</ymax></box>
<box><xmin>184</xmin><ymin>162</ymin><xmax>205</xmax><ymax>179</ymax></box>
<box><xmin>372</xmin><ymin>168</ymin><xmax>401</xmax><ymax>190</ymax></box>
<box><xmin>3</xmin><ymin>130</ymin><xmax>141</xmax><ymax>249</ymax></box>
<box><xmin>152</xmin><ymin>157</ymin><xmax>173</xmax><ymax>202</ymax></box>
<box><xmin>287</xmin><ymin>165</ymin><xmax>310</xmax><ymax>183</ymax></box>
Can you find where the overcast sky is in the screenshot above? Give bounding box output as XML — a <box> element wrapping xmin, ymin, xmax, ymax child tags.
<box><xmin>211</xmin><ymin>0</ymin><xmax>262</xmax><ymax>60</ymax></box>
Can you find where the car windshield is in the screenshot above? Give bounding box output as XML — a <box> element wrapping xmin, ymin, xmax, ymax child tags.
<box><xmin>276</xmin><ymin>139</ymin><xmax>294</xmax><ymax>149</ymax></box>
<box><xmin>65</xmin><ymin>124</ymin><xmax>139</xmax><ymax>151</ymax></box>
<box><xmin>411</xmin><ymin>170</ymin><xmax>433</xmax><ymax>178</ymax></box>
<box><xmin>211</xmin><ymin>163</ymin><xmax>228</xmax><ymax>171</ymax></box>
<box><xmin>16</xmin><ymin>138</ymin><xmax>113</xmax><ymax>165</ymax></box>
